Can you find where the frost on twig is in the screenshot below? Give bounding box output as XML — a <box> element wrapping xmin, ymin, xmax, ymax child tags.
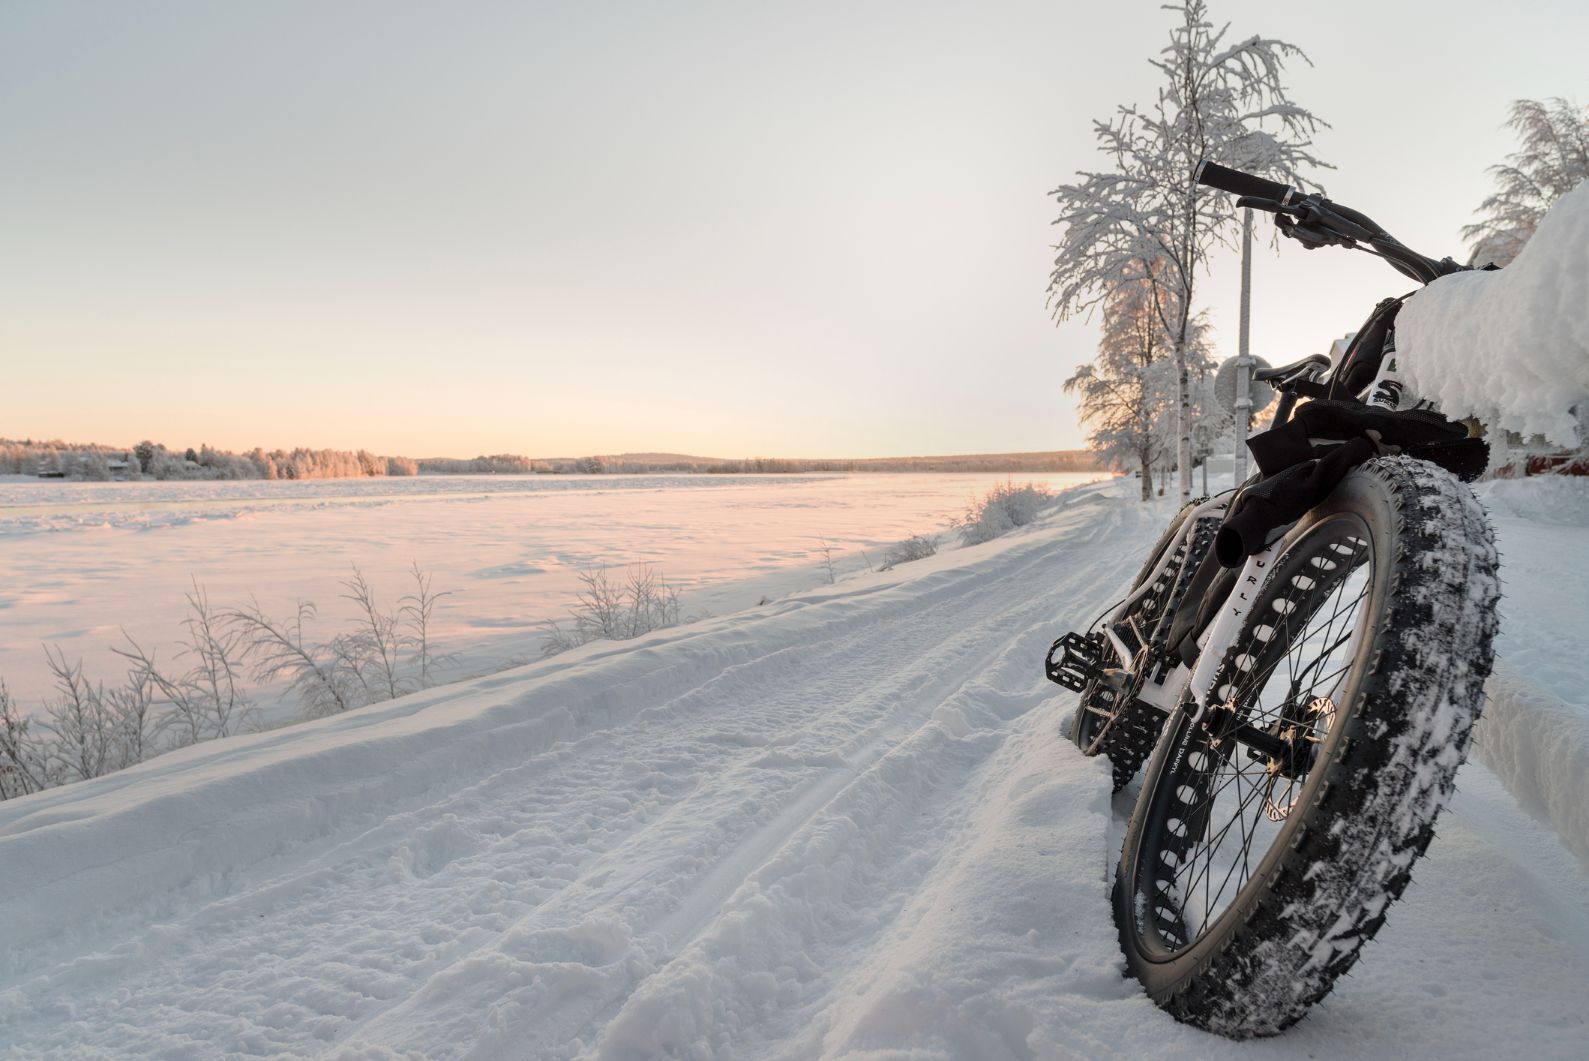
<box><xmin>226</xmin><ymin>599</ymin><xmax>352</xmax><ymax>719</ymax></box>
<box><xmin>817</xmin><ymin>537</ymin><xmax>839</xmax><ymax>585</ymax></box>
<box><xmin>117</xmin><ymin>580</ymin><xmax>252</xmax><ymax>745</ymax></box>
<box><xmin>540</xmin><ymin>564</ymin><xmax>687</xmax><ymax>658</ymax></box>
<box><xmin>0</xmin><ymin>680</ymin><xmax>49</xmax><ymax>799</ymax></box>
<box><xmin>340</xmin><ymin>566</ymin><xmax>405</xmax><ymax>702</ymax></box>
<box><xmin>400</xmin><ymin>561</ymin><xmax>455</xmax><ymax>689</ymax></box>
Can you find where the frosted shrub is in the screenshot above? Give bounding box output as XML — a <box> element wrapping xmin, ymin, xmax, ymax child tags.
<box><xmin>337</xmin><ymin>568</ymin><xmax>405</xmax><ymax>703</ymax></box>
<box><xmin>117</xmin><ymin>581</ymin><xmax>253</xmax><ymax>745</ymax></box>
<box><xmin>228</xmin><ymin>600</ymin><xmax>354</xmax><ymax>718</ymax></box>
<box><xmin>880</xmin><ymin>534</ymin><xmax>938</xmax><ymax>571</ymax></box>
<box><xmin>0</xmin><ymin>681</ymin><xmax>50</xmax><ymax>799</ymax></box>
<box><xmin>954</xmin><ymin>481</ymin><xmax>1054</xmax><ymax>545</ymax></box>
<box><xmin>400</xmin><ymin>563</ymin><xmax>451</xmax><ymax>687</ymax></box>
<box><xmin>541</xmin><ymin>564</ymin><xmax>685</xmax><ymax>657</ymax></box>
<box><xmin>0</xmin><ymin>648</ymin><xmax>165</xmax><ymax>793</ymax></box>
<box><xmin>229</xmin><ymin>565</ymin><xmax>452</xmax><ymax>718</ymax></box>
<box><xmin>0</xmin><ymin>565</ymin><xmax>453</xmax><ymax>800</ymax></box>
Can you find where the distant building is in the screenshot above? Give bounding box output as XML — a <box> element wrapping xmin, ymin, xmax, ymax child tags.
<box><xmin>1327</xmin><ymin>332</ymin><xmax>1355</xmax><ymax>363</ymax></box>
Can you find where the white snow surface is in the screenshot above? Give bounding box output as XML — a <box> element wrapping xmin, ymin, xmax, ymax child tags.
<box><xmin>1397</xmin><ymin>179</ymin><xmax>1589</xmax><ymax>445</ymax></box>
<box><xmin>2</xmin><ymin>478</ymin><xmax>1587</xmax><ymax>1058</ymax></box>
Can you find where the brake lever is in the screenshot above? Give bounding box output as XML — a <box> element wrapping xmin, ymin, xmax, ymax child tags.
<box><xmin>1235</xmin><ymin>195</ymin><xmax>1285</xmax><ymax>213</ymax></box>
<box><xmin>1306</xmin><ymin>203</ymin><xmax>1378</xmax><ymax>243</ymax></box>
<box><xmin>1276</xmin><ymin>214</ymin><xmax>1357</xmax><ymax>251</ymax></box>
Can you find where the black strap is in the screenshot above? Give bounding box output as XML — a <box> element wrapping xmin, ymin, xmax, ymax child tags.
<box><xmin>1214</xmin><ymin>403</ymin><xmax>1485</xmax><ymax>569</ymax></box>
<box><xmin>1246</xmin><ymin>400</ymin><xmax>1466</xmax><ymax>478</ymax></box>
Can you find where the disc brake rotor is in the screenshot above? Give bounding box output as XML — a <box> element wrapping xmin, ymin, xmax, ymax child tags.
<box><xmin>1261</xmin><ymin>695</ymin><xmax>1336</xmax><ymax>821</ymax></box>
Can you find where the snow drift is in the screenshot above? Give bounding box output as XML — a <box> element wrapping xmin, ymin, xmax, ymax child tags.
<box><xmin>1474</xmin><ymin>664</ymin><xmax>1589</xmax><ymax>863</ymax></box>
<box><xmin>1397</xmin><ymin>179</ymin><xmax>1589</xmax><ymax>445</ymax></box>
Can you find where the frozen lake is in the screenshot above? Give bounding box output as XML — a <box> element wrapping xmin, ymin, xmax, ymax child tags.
<box><xmin>0</xmin><ymin>472</ymin><xmax>1106</xmax><ymax>714</ymax></box>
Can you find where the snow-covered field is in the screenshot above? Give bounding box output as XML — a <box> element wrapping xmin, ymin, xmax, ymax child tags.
<box><xmin>1</xmin><ymin>473</ymin><xmax>1585</xmax><ymax>1058</ymax></box>
<box><xmin>0</xmin><ymin>472</ymin><xmax>1101</xmax><ymax>714</ymax></box>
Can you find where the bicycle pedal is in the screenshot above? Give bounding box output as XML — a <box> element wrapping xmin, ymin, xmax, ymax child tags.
<box><xmin>1045</xmin><ymin>631</ymin><xmax>1105</xmax><ymax>691</ymax></box>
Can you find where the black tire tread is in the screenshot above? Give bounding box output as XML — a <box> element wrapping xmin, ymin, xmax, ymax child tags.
<box><xmin>1125</xmin><ymin>457</ymin><xmax>1500</xmax><ymax>1036</ymax></box>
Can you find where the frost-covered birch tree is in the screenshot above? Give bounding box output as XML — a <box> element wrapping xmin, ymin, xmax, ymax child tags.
<box><xmin>1463</xmin><ymin>98</ymin><xmax>1589</xmax><ymax>267</ymax></box>
<box><xmin>1151</xmin><ymin>310</ymin><xmax>1218</xmax><ymax>488</ymax></box>
<box><xmin>1049</xmin><ymin>0</ymin><xmax>1326</xmax><ymax>502</ymax></box>
<box><xmin>1064</xmin><ymin>270</ymin><xmax>1175</xmax><ymax>500</ymax></box>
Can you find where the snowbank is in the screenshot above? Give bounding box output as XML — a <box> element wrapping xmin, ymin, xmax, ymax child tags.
<box><xmin>1474</xmin><ymin>664</ymin><xmax>1589</xmax><ymax>863</ymax></box>
<box><xmin>1397</xmin><ymin>180</ymin><xmax>1589</xmax><ymax>445</ymax></box>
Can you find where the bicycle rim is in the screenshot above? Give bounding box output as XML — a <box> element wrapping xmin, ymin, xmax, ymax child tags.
<box><xmin>1132</xmin><ymin>513</ymin><xmax>1376</xmax><ymax>957</ymax></box>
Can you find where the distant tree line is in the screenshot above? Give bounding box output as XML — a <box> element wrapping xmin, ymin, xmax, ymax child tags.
<box><xmin>415</xmin><ymin>452</ymin><xmax>1103</xmax><ymax>475</ymax></box>
<box><xmin>7</xmin><ymin>438</ymin><xmax>1102</xmax><ymax>481</ymax></box>
<box><xmin>697</xmin><ymin>452</ymin><xmax>1103</xmax><ymax>474</ymax></box>
<box><xmin>2</xmin><ymin>438</ymin><xmax>418</xmax><ymax>480</ymax></box>
<box><xmin>417</xmin><ymin>454</ymin><xmax>550</xmax><ymax>475</ymax></box>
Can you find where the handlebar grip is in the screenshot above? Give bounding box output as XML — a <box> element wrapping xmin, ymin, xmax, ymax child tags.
<box><xmin>1194</xmin><ymin>160</ymin><xmax>1295</xmax><ymax>204</ymax></box>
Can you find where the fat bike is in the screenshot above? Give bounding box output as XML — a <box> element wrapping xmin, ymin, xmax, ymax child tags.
<box><xmin>1046</xmin><ymin>161</ymin><xmax>1501</xmax><ymax>1037</ymax></box>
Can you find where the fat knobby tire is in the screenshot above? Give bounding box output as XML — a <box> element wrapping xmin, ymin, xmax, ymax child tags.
<box><xmin>1113</xmin><ymin>457</ymin><xmax>1500</xmax><ymax>1037</ymax></box>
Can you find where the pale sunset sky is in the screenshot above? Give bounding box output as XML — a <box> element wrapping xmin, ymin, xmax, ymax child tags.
<box><xmin>2</xmin><ymin>1</ymin><xmax>1585</xmax><ymax>458</ymax></box>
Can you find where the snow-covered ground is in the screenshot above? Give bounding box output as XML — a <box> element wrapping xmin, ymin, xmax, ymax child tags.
<box><xmin>0</xmin><ymin>472</ymin><xmax>1101</xmax><ymax>714</ymax></box>
<box><xmin>1</xmin><ymin>475</ymin><xmax>1586</xmax><ymax>1058</ymax></box>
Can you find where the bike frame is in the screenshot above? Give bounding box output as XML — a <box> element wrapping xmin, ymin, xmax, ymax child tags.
<box><xmin>1075</xmin><ymin>162</ymin><xmax>1477</xmax><ymax>734</ymax></box>
<box><xmin>1088</xmin><ymin>361</ymin><xmax>1334</xmax><ymax>721</ymax></box>
<box><xmin>1089</xmin><ymin>491</ymin><xmax>1228</xmax><ymax>711</ymax></box>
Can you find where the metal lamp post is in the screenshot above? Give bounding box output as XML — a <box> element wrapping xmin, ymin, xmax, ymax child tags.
<box><xmin>1233</xmin><ymin>208</ymin><xmax>1254</xmax><ymax>485</ymax></box>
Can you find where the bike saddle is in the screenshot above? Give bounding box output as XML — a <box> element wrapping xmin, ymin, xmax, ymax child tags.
<box><xmin>1254</xmin><ymin>353</ymin><xmax>1331</xmax><ymax>382</ymax></box>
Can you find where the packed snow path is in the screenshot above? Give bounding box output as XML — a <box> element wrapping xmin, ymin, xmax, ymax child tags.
<box><xmin>2</xmin><ymin>482</ymin><xmax>1586</xmax><ymax>1058</ymax></box>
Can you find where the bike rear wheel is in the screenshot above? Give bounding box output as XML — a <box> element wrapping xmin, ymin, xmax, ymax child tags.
<box><xmin>1113</xmin><ymin>457</ymin><xmax>1499</xmax><ymax>1037</ymax></box>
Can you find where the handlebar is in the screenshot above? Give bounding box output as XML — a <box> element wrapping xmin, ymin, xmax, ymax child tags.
<box><xmin>1194</xmin><ymin>161</ymin><xmax>1298</xmax><ymax>205</ymax></box>
<box><xmin>1195</xmin><ymin>159</ymin><xmax>1469</xmax><ymax>286</ymax></box>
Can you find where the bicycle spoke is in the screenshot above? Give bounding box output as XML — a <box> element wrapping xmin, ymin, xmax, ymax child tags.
<box><xmin>1149</xmin><ymin>522</ymin><xmax>1373</xmax><ymax>953</ymax></box>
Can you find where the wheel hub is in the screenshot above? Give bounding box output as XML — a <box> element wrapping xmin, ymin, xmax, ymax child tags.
<box><xmin>1259</xmin><ymin>696</ymin><xmax>1336</xmax><ymax>820</ymax></box>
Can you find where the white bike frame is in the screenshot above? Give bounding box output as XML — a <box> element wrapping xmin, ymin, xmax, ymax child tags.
<box><xmin>1089</xmin><ymin>492</ymin><xmax>1225</xmax><ymax>712</ymax></box>
<box><xmin>1093</xmin><ymin>360</ymin><xmax>1337</xmax><ymax>723</ymax></box>
<box><xmin>1092</xmin><ymin>495</ymin><xmax>1288</xmax><ymax>721</ymax></box>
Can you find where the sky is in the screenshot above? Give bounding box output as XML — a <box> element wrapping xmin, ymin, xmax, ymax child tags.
<box><xmin>1</xmin><ymin>0</ymin><xmax>1585</xmax><ymax>459</ymax></box>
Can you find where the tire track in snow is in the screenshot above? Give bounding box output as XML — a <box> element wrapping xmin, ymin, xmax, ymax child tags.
<box><xmin>328</xmin><ymin>500</ymin><xmax>1153</xmax><ymax>1058</ymax></box>
<box><xmin>575</xmin><ymin>507</ymin><xmax>1155</xmax><ymax>1059</ymax></box>
<box><xmin>586</xmin><ymin>642</ymin><xmax>1085</xmax><ymax>1058</ymax></box>
<box><xmin>556</xmin><ymin>512</ymin><xmax>1154</xmax><ymax>1055</ymax></box>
